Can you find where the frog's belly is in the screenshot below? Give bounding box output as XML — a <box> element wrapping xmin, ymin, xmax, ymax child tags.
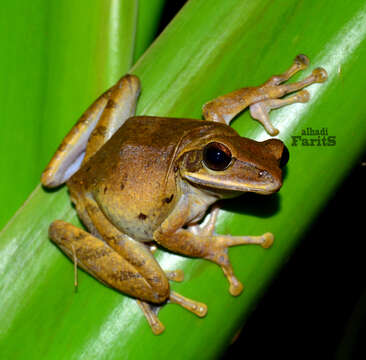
<box><xmin>95</xmin><ymin>184</ymin><xmax>177</xmax><ymax>242</ymax></box>
<box><xmin>102</xmin><ymin>203</ymin><xmax>173</xmax><ymax>242</ymax></box>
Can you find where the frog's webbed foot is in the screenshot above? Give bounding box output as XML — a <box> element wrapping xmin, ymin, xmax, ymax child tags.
<box><xmin>156</xmin><ymin>207</ymin><xmax>274</xmax><ymax>297</ymax></box>
<box><xmin>137</xmin><ymin>291</ymin><xmax>207</xmax><ymax>335</ymax></box>
<box><xmin>249</xmin><ymin>90</ymin><xmax>310</xmax><ymax>136</ymax></box>
<box><xmin>189</xmin><ymin>207</ymin><xmax>273</xmax><ymax>295</ymax></box>
<box><xmin>249</xmin><ymin>57</ymin><xmax>327</xmax><ymax>135</ymax></box>
<box><xmin>204</xmin><ymin>232</ymin><xmax>274</xmax><ymax>296</ymax></box>
<box><xmin>202</xmin><ymin>54</ymin><xmax>327</xmax><ymax>136</ymax></box>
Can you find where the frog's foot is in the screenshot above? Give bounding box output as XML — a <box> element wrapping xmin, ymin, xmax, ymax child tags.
<box><xmin>249</xmin><ymin>90</ymin><xmax>310</xmax><ymax>136</ymax></box>
<box><xmin>137</xmin><ymin>291</ymin><xmax>207</xmax><ymax>335</ymax></box>
<box><xmin>202</xmin><ymin>54</ymin><xmax>327</xmax><ymax>136</ymax></box>
<box><xmin>187</xmin><ymin>207</ymin><xmax>273</xmax><ymax>295</ymax></box>
<box><xmin>204</xmin><ymin>232</ymin><xmax>274</xmax><ymax>296</ymax></box>
<box><xmin>249</xmin><ymin>56</ymin><xmax>327</xmax><ymax>135</ymax></box>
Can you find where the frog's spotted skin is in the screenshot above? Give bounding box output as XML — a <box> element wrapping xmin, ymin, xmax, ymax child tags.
<box><xmin>42</xmin><ymin>55</ymin><xmax>327</xmax><ymax>334</ymax></box>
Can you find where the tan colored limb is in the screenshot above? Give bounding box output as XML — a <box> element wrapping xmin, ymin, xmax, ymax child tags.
<box><xmin>250</xmin><ymin>90</ymin><xmax>310</xmax><ymax>136</ymax></box>
<box><xmin>41</xmin><ymin>74</ymin><xmax>140</xmax><ymax>187</ymax></box>
<box><xmin>264</xmin><ymin>54</ymin><xmax>309</xmax><ymax>86</ymax></box>
<box><xmin>161</xmin><ymin>205</ymin><xmax>273</xmax><ymax>295</ymax></box>
<box><xmin>71</xmin><ymin>244</ymin><xmax>78</xmax><ymax>291</ymax></box>
<box><xmin>137</xmin><ymin>289</ymin><xmax>207</xmax><ymax>335</ymax></box>
<box><xmin>187</xmin><ymin>205</ymin><xmax>220</xmax><ymax>237</ymax></box>
<box><xmin>82</xmin><ymin>197</ymin><xmax>172</xmax><ymax>298</ymax></box>
<box><xmin>169</xmin><ymin>291</ymin><xmax>207</xmax><ymax>317</ymax></box>
<box><xmin>155</xmin><ymin>222</ymin><xmax>273</xmax><ymax>297</ymax></box>
<box><xmin>136</xmin><ymin>300</ymin><xmax>165</xmax><ymax>335</ymax></box>
<box><xmin>41</xmin><ymin>88</ymin><xmax>111</xmax><ymax>187</ymax></box>
<box><xmin>165</xmin><ymin>270</ymin><xmax>184</xmax><ymax>282</ymax></box>
<box><xmin>49</xmin><ymin>220</ymin><xmax>169</xmax><ymax>303</ymax></box>
<box><xmin>83</xmin><ymin>74</ymin><xmax>140</xmax><ymax>163</ymax></box>
<box><xmin>202</xmin><ymin>54</ymin><xmax>327</xmax><ymax>135</ymax></box>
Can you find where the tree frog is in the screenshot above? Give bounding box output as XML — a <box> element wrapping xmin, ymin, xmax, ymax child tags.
<box><xmin>41</xmin><ymin>55</ymin><xmax>327</xmax><ymax>334</ymax></box>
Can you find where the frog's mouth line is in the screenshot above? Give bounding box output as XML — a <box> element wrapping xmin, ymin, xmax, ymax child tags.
<box><xmin>183</xmin><ymin>173</ymin><xmax>281</xmax><ymax>195</ymax></box>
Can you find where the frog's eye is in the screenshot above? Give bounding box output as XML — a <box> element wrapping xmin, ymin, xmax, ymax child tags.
<box><xmin>203</xmin><ymin>142</ymin><xmax>232</xmax><ymax>171</ymax></box>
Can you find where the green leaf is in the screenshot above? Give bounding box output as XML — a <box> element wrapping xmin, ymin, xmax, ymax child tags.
<box><xmin>0</xmin><ymin>0</ymin><xmax>165</xmax><ymax>229</ymax></box>
<box><xmin>1</xmin><ymin>0</ymin><xmax>366</xmax><ymax>359</ymax></box>
<box><xmin>133</xmin><ymin>0</ymin><xmax>166</xmax><ymax>62</ymax></box>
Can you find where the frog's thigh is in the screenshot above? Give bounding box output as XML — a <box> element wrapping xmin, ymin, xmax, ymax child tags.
<box><xmin>82</xmin><ymin>197</ymin><xmax>172</xmax><ymax>298</ymax></box>
<box><xmin>49</xmin><ymin>220</ymin><xmax>169</xmax><ymax>304</ymax></box>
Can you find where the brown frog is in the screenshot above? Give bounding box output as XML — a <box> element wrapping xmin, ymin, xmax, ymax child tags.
<box><xmin>41</xmin><ymin>54</ymin><xmax>327</xmax><ymax>334</ymax></box>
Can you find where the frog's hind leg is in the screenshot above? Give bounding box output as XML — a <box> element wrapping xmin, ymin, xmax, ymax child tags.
<box><xmin>202</xmin><ymin>54</ymin><xmax>327</xmax><ymax>135</ymax></box>
<box><xmin>41</xmin><ymin>74</ymin><xmax>140</xmax><ymax>188</ymax></box>
<box><xmin>49</xmin><ymin>220</ymin><xmax>171</xmax><ymax>302</ymax></box>
<box><xmin>77</xmin><ymin>197</ymin><xmax>207</xmax><ymax>334</ymax></box>
<box><xmin>137</xmin><ymin>288</ymin><xmax>207</xmax><ymax>335</ymax></box>
<box><xmin>50</xmin><ymin>219</ymin><xmax>207</xmax><ymax>335</ymax></box>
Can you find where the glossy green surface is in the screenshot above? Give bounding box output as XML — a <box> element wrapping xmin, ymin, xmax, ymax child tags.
<box><xmin>0</xmin><ymin>0</ymin><xmax>164</xmax><ymax>229</ymax></box>
<box><xmin>1</xmin><ymin>0</ymin><xmax>366</xmax><ymax>358</ymax></box>
<box><xmin>134</xmin><ymin>0</ymin><xmax>166</xmax><ymax>62</ymax></box>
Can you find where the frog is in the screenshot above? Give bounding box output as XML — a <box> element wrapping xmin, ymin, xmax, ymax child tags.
<box><xmin>41</xmin><ymin>54</ymin><xmax>327</xmax><ymax>334</ymax></box>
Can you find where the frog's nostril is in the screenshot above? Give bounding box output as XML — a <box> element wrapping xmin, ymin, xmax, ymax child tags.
<box><xmin>279</xmin><ymin>145</ymin><xmax>289</xmax><ymax>168</ymax></box>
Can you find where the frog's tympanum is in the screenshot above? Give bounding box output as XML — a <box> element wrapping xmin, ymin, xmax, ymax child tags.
<box><xmin>42</xmin><ymin>55</ymin><xmax>327</xmax><ymax>334</ymax></box>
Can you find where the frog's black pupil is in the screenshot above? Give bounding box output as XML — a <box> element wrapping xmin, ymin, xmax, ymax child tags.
<box><xmin>203</xmin><ymin>142</ymin><xmax>232</xmax><ymax>171</ymax></box>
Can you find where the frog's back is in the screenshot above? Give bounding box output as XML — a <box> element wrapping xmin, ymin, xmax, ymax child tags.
<box><xmin>69</xmin><ymin>116</ymin><xmax>209</xmax><ymax>240</ymax></box>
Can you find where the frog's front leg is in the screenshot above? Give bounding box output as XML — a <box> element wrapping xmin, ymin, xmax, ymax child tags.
<box><xmin>154</xmin><ymin>203</ymin><xmax>273</xmax><ymax>296</ymax></box>
<box><xmin>202</xmin><ymin>54</ymin><xmax>327</xmax><ymax>135</ymax></box>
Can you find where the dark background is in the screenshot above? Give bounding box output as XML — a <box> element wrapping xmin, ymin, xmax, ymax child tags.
<box><xmin>159</xmin><ymin>2</ymin><xmax>366</xmax><ymax>358</ymax></box>
<box><xmin>223</xmin><ymin>155</ymin><xmax>366</xmax><ymax>359</ymax></box>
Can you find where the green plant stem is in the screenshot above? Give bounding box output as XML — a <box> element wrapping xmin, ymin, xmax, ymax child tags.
<box><xmin>0</xmin><ymin>0</ymin><xmax>165</xmax><ymax>229</ymax></box>
<box><xmin>1</xmin><ymin>0</ymin><xmax>366</xmax><ymax>359</ymax></box>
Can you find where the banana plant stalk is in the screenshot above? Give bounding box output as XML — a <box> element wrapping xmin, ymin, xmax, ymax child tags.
<box><xmin>1</xmin><ymin>0</ymin><xmax>366</xmax><ymax>359</ymax></box>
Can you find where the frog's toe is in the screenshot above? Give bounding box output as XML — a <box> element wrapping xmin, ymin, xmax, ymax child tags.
<box><xmin>313</xmin><ymin>67</ymin><xmax>328</xmax><ymax>83</ymax></box>
<box><xmin>229</xmin><ymin>277</ymin><xmax>244</xmax><ymax>297</ymax></box>
<box><xmin>165</xmin><ymin>269</ymin><xmax>184</xmax><ymax>282</ymax></box>
<box><xmin>261</xmin><ymin>232</ymin><xmax>274</xmax><ymax>249</ymax></box>
<box><xmin>169</xmin><ymin>291</ymin><xmax>208</xmax><ymax>317</ymax></box>
<box><xmin>137</xmin><ymin>300</ymin><xmax>165</xmax><ymax>335</ymax></box>
<box><xmin>137</xmin><ymin>289</ymin><xmax>207</xmax><ymax>335</ymax></box>
<box><xmin>295</xmin><ymin>54</ymin><xmax>310</xmax><ymax>67</ymax></box>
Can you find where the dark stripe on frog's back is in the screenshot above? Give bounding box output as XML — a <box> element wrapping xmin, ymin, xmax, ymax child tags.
<box><xmin>70</xmin><ymin>116</ymin><xmax>210</xmax><ymax>240</ymax></box>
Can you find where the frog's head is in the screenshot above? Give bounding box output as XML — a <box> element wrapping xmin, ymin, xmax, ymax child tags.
<box><xmin>177</xmin><ymin>125</ymin><xmax>288</xmax><ymax>196</ymax></box>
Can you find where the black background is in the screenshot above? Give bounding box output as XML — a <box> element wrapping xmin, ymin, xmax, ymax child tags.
<box><xmin>223</xmin><ymin>155</ymin><xmax>366</xmax><ymax>359</ymax></box>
